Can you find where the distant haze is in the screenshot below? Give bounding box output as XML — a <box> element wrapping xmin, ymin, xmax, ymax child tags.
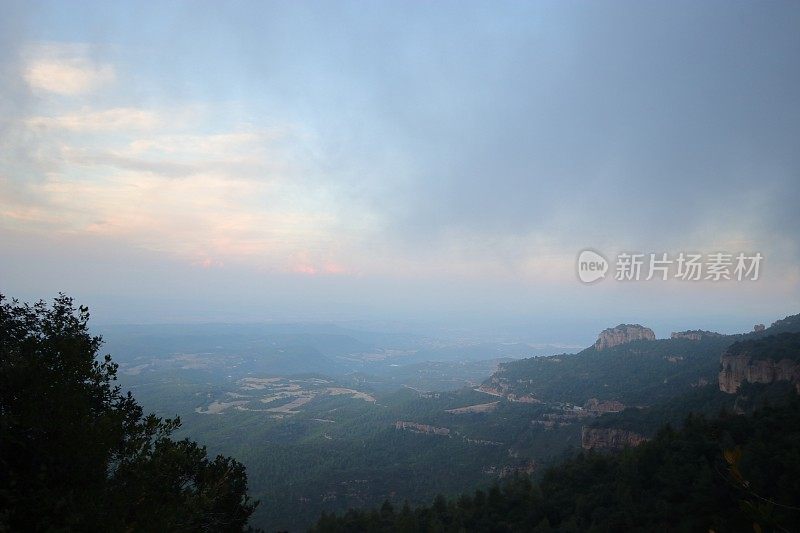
<box><xmin>1</xmin><ymin>1</ymin><xmax>798</xmax><ymax>341</ymax></box>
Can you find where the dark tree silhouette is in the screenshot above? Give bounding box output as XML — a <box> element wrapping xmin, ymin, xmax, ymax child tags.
<box><xmin>0</xmin><ymin>294</ymin><xmax>257</xmax><ymax>531</ymax></box>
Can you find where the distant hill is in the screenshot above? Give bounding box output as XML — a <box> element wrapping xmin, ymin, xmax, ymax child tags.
<box><xmin>586</xmin><ymin>326</ymin><xmax>800</xmax><ymax>442</ymax></box>
<box><xmin>97</xmin><ymin>323</ymin><xmax>548</xmax><ymax>379</ymax></box>
<box><xmin>97</xmin><ymin>323</ymin><xmax>372</xmax><ymax>376</ymax></box>
<box><xmin>479</xmin><ymin>314</ymin><xmax>800</xmax><ymax>407</ymax></box>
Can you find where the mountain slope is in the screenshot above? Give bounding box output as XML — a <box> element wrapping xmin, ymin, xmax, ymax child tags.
<box><xmin>482</xmin><ymin>314</ymin><xmax>800</xmax><ymax>408</ymax></box>
<box><xmin>590</xmin><ymin>330</ymin><xmax>800</xmax><ymax>438</ymax></box>
<box><xmin>313</xmin><ymin>394</ymin><xmax>800</xmax><ymax>532</ymax></box>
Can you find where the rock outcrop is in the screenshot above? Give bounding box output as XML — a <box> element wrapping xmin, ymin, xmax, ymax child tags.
<box><xmin>670</xmin><ymin>330</ymin><xmax>723</xmax><ymax>341</ymax></box>
<box><xmin>476</xmin><ymin>381</ymin><xmax>507</xmax><ymax>397</ymax></box>
<box><xmin>718</xmin><ymin>353</ymin><xmax>800</xmax><ymax>394</ymax></box>
<box><xmin>753</xmin><ymin>324</ymin><xmax>766</xmax><ymax>333</ymax></box>
<box><xmin>507</xmin><ymin>393</ymin><xmax>541</xmax><ymax>404</ymax></box>
<box><xmin>395</xmin><ymin>421</ymin><xmax>450</xmax><ymax>436</ymax></box>
<box><xmin>581</xmin><ymin>427</ymin><xmax>647</xmax><ymax>450</ymax></box>
<box><xmin>583</xmin><ymin>398</ymin><xmax>625</xmax><ymax>414</ymax></box>
<box><xmin>594</xmin><ymin>324</ymin><xmax>655</xmax><ymax>350</ymax></box>
<box><xmin>445</xmin><ymin>401</ymin><xmax>499</xmax><ymax>414</ymax></box>
<box><xmin>485</xmin><ymin>461</ymin><xmax>536</xmax><ymax>478</ymax></box>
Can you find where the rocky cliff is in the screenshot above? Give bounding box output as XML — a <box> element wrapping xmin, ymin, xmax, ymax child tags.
<box><xmin>670</xmin><ymin>330</ymin><xmax>723</xmax><ymax>341</ymax></box>
<box><xmin>583</xmin><ymin>398</ymin><xmax>625</xmax><ymax>414</ymax></box>
<box><xmin>395</xmin><ymin>421</ymin><xmax>450</xmax><ymax>436</ymax></box>
<box><xmin>581</xmin><ymin>427</ymin><xmax>647</xmax><ymax>450</ymax></box>
<box><xmin>594</xmin><ymin>324</ymin><xmax>656</xmax><ymax>350</ymax></box>
<box><xmin>718</xmin><ymin>353</ymin><xmax>800</xmax><ymax>394</ymax></box>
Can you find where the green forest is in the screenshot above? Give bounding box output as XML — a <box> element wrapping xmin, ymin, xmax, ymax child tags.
<box><xmin>313</xmin><ymin>395</ymin><xmax>800</xmax><ymax>532</ymax></box>
<box><xmin>4</xmin><ymin>294</ymin><xmax>800</xmax><ymax>531</ymax></box>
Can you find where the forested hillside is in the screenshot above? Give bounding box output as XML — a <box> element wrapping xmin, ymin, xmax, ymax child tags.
<box><xmin>119</xmin><ymin>314</ymin><xmax>800</xmax><ymax>530</ymax></box>
<box><xmin>590</xmin><ymin>330</ymin><xmax>800</xmax><ymax>437</ymax></box>
<box><xmin>482</xmin><ymin>314</ymin><xmax>800</xmax><ymax>407</ymax></box>
<box><xmin>313</xmin><ymin>394</ymin><xmax>800</xmax><ymax>532</ymax></box>
<box><xmin>311</xmin><ymin>319</ymin><xmax>800</xmax><ymax>531</ymax></box>
<box><xmin>727</xmin><ymin>331</ymin><xmax>800</xmax><ymax>362</ymax></box>
<box><xmin>5</xmin><ymin>294</ymin><xmax>800</xmax><ymax>531</ymax></box>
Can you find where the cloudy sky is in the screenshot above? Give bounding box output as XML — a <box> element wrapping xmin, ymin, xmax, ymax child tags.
<box><xmin>1</xmin><ymin>1</ymin><xmax>798</xmax><ymax>342</ymax></box>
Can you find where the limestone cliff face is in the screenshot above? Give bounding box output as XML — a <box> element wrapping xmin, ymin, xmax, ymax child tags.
<box><xmin>594</xmin><ymin>324</ymin><xmax>655</xmax><ymax>351</ymax></box>
<box><xmin>583</xmin><ymin>398</ymin><xmax>625</xmax><ymax>414</ymax></box>
<box><xmin>581</xmin><ymin>427</ymin><xmax>647</xmax><ymax>450</ymax></box>
<box><xmin>395</xmin><ymin>421</ymin><xmax>450</xmax><ymax>436</ymax></box>
<box><xmin>670</xmin><ymin>330</ymin><xmax>723</xmax><ymax>341</ymax></box>
<box><xmin>719</xmin><ymin>353</ymin><xmax>800</xmax><ymax>394</ymax></box>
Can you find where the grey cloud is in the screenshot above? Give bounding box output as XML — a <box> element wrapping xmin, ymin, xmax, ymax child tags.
<box><xmin>210</xmin><ymin>2</ymin><xmax>800</xmax><ymax>257</ymax></box>
<box><xmin>90</xmin><ymin>0</ymin><xmax>800</xmax><ymax>262</ymax></box>
<box><xmin>1</xmin><ymin>0</ymin><xmax>798</xmax><ymax>327</ymax></box>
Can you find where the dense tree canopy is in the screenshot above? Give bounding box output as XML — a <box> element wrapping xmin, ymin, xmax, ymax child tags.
<box><xmin>313</xmin><ymin>396</ymin><xmax>800</xmax><ymax>532</ymax></box>
<box><xmin>0</xmin><ymin>294</ymin><xmax>257</xmax><ymax>531</ymax></box>
<box><xmin>727</xmin><ymin>332</ymin><xmax>800</xmax><ymax>362</ymax></box>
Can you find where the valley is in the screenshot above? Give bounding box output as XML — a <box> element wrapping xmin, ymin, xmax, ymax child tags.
<box><xmin>103</xmin><ymin>313</ymin><xmax>800</xmax><ymax>530</ymax></box>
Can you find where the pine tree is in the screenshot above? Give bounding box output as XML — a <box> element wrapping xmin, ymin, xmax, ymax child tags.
<box><xmin>0</xmin><ymin>294</ymin><xmax>257</xmax><ymax>531</ymax></box>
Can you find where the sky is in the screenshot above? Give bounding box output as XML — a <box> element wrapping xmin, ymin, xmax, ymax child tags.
<box><xmin>1</xmin><ymin>1</ymin><xmax>799</xmax><ymax>343</ymax></box>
